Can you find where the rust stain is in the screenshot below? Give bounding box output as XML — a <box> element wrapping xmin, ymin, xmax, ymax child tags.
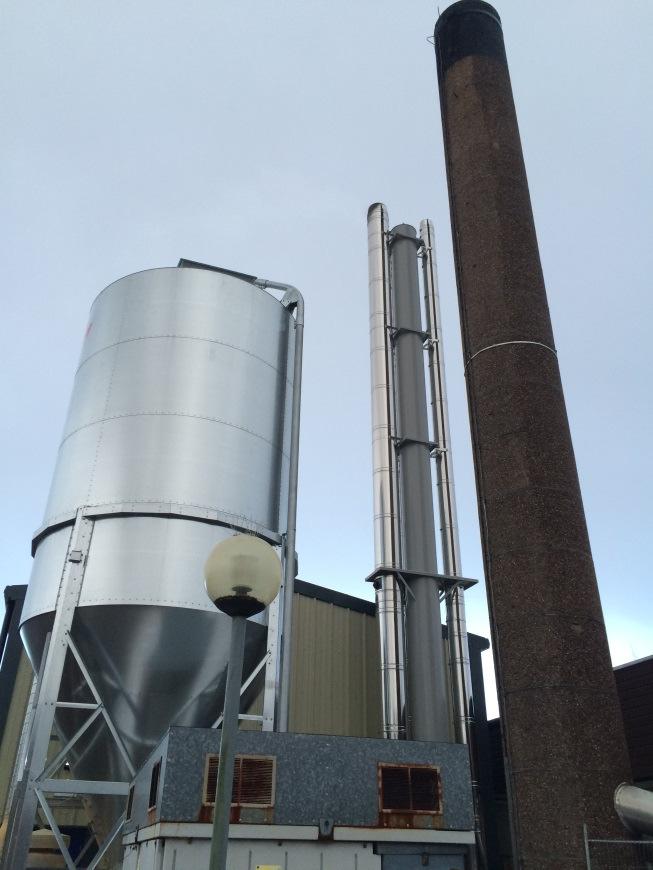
<box><xmin>199</xmin><ymin>804</ymin><xmax>274</xmax><ymax>824</ymax></box>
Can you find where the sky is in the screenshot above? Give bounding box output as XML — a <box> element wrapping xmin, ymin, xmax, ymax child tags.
<box><xmin>1</xmin><ymin>0</ymin><xmax>651</xmax><ymax>717</ymax></box>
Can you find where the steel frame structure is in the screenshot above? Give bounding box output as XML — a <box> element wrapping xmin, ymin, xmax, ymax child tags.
<box><xmin>4</xmin><ymin>503</ymin><xmax>294</xmax><ymax>868</ymax></box>
<box><xmin>2</xmin><ymin>509</ymin><xmax>133</xmax><ymax>870</ymax></box>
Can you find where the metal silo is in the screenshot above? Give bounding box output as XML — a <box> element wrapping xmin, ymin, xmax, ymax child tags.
<box><xmin>9</xmin><ymin>262</ymin><xmax>302</xmax><ymax>865</ymax></box>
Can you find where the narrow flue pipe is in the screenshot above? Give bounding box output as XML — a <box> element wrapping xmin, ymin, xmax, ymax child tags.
<box><xmin>419</xmin><ymin>219</ymin><xmax>471</xmax><ymax>742</ymax></box>
<box><xmin>367</xmin><ymin>203</ymin><xmax>406</xmax><ymax>739</ymax></box>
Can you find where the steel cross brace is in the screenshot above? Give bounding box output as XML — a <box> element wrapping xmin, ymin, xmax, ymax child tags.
<box><xmin>211</xmin><ymin>651</ymin><xmax>269</xmax><ymax>729</ymax></box>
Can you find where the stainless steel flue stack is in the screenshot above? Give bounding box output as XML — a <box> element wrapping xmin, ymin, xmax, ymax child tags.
<box><xmin>367</xmin><ymin>204</ymin><xmax>475</xmax><ymax>748</ymax></box>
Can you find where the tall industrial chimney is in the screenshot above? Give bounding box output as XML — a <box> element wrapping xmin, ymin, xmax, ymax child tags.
<box><xmin>433</xmin><ymin>2</ymin><xmax>632</xmax><ymax>867</ymax></box>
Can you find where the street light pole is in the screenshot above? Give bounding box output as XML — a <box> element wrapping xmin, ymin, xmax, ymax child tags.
<box><xmin>203</xmin><ymin>534</ymin><xmax>282</xmax><ymax>870</ymax></box>
<box><xmin>208</xmin><ymin>615</ymin><xmax>246</xmax><ymax>870</ymax></box>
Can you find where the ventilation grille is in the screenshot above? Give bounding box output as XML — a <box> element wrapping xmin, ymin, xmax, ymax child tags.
<box><xmin>203</xmin><ymin>754</ymin><xmax>276</xmax><ymax>808</ymax></box>
<box><xmin>379</xmin><ymin>764</ymin><xmax>442</xmax><ymax>814</ymax></box>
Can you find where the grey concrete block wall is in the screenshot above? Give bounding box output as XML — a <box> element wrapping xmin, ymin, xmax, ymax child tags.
<box><xmin>125</xmin><ymin>728</ymin><xmax>474</xmax><ymax>834</ymax></box>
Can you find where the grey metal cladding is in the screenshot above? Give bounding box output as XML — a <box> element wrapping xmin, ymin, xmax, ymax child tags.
<box><xmin>22</xmin><ymin>267</ymin><xmax>294</xmax><ymax>623</ymax></box>
<box><xmin>45</xmin><ymin>268</ymin><xmax>293</xmax><ymax>530</ymax></box>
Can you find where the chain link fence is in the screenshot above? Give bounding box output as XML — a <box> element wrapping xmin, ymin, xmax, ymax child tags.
<box><xmin>584</xmin><ymin>826</ymin><xmax>653</xmax><ymax>869</ymax></box>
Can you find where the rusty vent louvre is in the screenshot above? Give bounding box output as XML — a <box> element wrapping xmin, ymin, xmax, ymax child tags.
<box><xmin>203</xmin><ymin>754</ymin><xmax>275</xmax><ymax>807</ymax></box>
<box><xmin>379</xmin><ymin>764</ymin><xmax>442</xmax><ymax>813</ymax></box>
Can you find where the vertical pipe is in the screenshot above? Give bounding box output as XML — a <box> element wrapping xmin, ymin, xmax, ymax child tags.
<box><xmin>278</xmin><ymin>299</ymin><xmax>302</xmax><ymax>733</ymax></box>
<box><xmin>434</xmin><ymin>2</ymin><xmax>632</xmax><ymax>865</ymax></box>
<box><xmin>367</xmin><ymin>203</ymin><xmax>406</xmax><ymax>739</ymax></box>
<box><xmin>390</xmin><ymin>224</ymin><xmax>448</xmax><ymax>743</ymax></box>
<box><xmin>420</xmin><ymin>219</ymin><xmax>486</xmax><ymax>868</ymax></box>
<box><xmin>255</xmin><ymin>279</ymin><xmax>304</xmax><ymax>734</ymax></box>
<box><xmin>5</xmin><ymin>512</ymin><xmax>94</xmax><ymax>870</ymax></box>
<box><xmin>419</xmin><ymin>219</ymin><xmax>471</xmax><ymax>743</ymax></box>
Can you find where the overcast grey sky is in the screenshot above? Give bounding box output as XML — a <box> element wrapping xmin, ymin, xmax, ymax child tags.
<box><xmin>2</xmin><ymin>0</ymin><xmax>651</xmax><ymax>715</ymax></box>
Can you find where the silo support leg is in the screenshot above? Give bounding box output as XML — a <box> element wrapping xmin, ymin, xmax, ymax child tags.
<box><xmin>3</xmin><ymin>510</ymin><xmax>93</xmax><ymax>869</ymax></box>
<box><xmin>2</xmin><ymin>509</ymin><xmax>132</xmax><ymax>870</ymax></box>
<box><xmin>262</xmin><ymin>588</ymin><xmax>281</xmax><ymax>730</ymax></box>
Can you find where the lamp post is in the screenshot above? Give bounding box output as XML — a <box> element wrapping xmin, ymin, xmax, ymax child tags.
<box><xmin>204</xmin><ymin>534</ymin><xmax>282</xmax><ymax>870</ymax></box>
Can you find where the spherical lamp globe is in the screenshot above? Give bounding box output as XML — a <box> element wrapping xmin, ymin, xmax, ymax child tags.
<box><xmin>204</xmin><ymin>534</ymin><xmax>282</xmax><ymax>618</ymax></box>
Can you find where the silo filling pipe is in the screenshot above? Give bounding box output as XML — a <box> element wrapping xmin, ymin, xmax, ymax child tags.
<box><xmin>254</xmin><ymin>278</ymin><xmax>304</xmax><ymax>733</ymax></box>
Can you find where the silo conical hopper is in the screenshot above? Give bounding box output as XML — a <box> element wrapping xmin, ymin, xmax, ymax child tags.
<box><xmin>19</xmin><ymin>264</ymin><xmax>297</xmax><ymax>841</ymax></box>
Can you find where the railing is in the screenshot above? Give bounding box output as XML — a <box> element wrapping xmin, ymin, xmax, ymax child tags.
<box><xmin>584</xmin><ymin>824</ymin><xmax>653</xmax><ymax>869</ymax></box>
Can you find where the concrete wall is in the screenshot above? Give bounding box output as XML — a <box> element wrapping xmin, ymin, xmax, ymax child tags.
<box><xmin>125</xmin><ymin>728</ymin><xmax>474</xmax><ymax>834</ymax></box>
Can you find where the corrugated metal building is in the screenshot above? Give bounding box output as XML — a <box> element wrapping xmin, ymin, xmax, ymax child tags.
<box><xmin>289</xmin><ymin>580</ymin><xmax>383</xmax><ymax>737</ymax></box>
<box><xmin>285</xmin><ymin>579</ymin><xmax>492</xmax><ymax>746</ymax></box>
